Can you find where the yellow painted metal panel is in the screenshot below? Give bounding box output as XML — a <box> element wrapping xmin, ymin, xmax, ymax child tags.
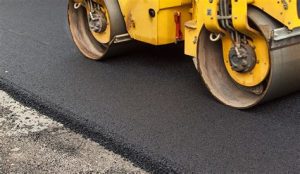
<box><xmin>118</xmin><ymin>0</ymin><xmax>192</xmax><ymax>45</ymax></box>
<box><xmin>159</xmin><ymin>0</ymin><xmax>192</xmax><ymax>9</ymax></box>
<box><xmin>117</xmin><ymin>0</ymin><xmax>300</xmax><ymax>56</ymax></box>
<box><xmin>184</xmin><ymin>20</ymin><xmax>200</xmax><ymax>57</ymax></box>
<box><xmin>157</xmin><ymin>6</ymin><xmax>192</xmax><ymax>44</ymax></box>
<box><xmin>202</xmin><ymin>0</ymin><xmax>225</xmax><ymax>34</ymax></box>
<box><xmin>252</xmin><ymin>0</ymin><xmax>300</xmax><ymax>30</ymax></box>
<box><xmin>184</xmin><ymin>0</ymin><xmax>203</xmax><ymax>57</ymax></box>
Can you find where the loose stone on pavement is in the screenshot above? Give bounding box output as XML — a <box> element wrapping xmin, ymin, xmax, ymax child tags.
<box><xmin>0</xmin><ymin>90</ymin><xmax>147</xmax><ymax>174</ymax></box>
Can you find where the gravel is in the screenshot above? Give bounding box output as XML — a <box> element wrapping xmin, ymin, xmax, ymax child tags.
<box><xmin>0</xmin><ymin>90</ymin><xmax>147</xmax><ymax>174</ymax></box>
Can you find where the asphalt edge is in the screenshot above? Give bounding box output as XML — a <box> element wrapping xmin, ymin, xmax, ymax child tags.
<box><xmin>0</xmin><ymin>77</ymin><xmax>185</xmax><ymax>174</ymax></box>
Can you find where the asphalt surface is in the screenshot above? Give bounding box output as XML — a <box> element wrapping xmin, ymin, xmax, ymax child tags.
<box><xmin>0</xmin><ymin>0</ymin><xmax>299</xmax><ymax>173</ymax></box>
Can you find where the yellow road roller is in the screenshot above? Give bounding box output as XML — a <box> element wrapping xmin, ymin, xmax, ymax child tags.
<box><xmin>68</xmin><ymin>0</ymin><xmax>300</xmax><ymax>109</ymax></box>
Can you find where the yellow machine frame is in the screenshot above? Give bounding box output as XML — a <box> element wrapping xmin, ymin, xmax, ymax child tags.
<box><xmin>68</xmin><ymin>0</ymin><xmax>300</xmax><ymax>108</ymax></box>
<box><xmin>72</xmin><ymin>0</ymin><xmax>300</xmax><ymax>52</ymax></box>
<box><xmin>113</xmin><ymin>0</ymin><xmax>300</xmax><ymax>87</ymax></box>
<box><xmin>114</xmin><ymin>0</ymin><xmax>300</xmax><ymax>58</ymax></box>
<box><xmin>186</xmin><ymin>0</ymin><xmax>300</xmax><ymax>56</ymax></box>
<box><xmin>118</xmin><ymin>0</ymin><xmax>193</xmax><ymax>45</ymax></box>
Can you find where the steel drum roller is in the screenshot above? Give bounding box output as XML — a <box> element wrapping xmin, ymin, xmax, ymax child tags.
<box><xmin>196</xmin><ymin>8</ymin><xmax>300</xmax><ymax>108</ymax></box>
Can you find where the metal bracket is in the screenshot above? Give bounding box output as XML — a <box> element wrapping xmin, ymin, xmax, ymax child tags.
<box><xmin>281</xmin><ymin>0</ymin><xmax>288</xmax><ymax>10</ymax></box>
<box><xmin>273</xmin><ymin>27</ymin><xmax>300</xmax><ymax>41</ymax></box>
<box><xmin>112</xmin><ymin>33</ymin><xmax>132</xmax><ymax>44</ymax></box>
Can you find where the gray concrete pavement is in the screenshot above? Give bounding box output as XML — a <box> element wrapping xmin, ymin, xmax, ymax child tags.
<box><xmin>0</xmin><ymin>90</ymin><xmax>146</xmax><ymax>174</ymax></box>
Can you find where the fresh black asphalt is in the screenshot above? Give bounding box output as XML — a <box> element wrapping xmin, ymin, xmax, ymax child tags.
<box><xmin>0</xmin><ymin>0</ymin><xmax>299</xmax><ymax>173</ymax></box>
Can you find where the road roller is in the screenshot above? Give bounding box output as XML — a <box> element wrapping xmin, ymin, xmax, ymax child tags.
<box><xmin>68</xmin><ymin>0</ymin><xmax>300</xmax><ymax>109</ymax></box>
